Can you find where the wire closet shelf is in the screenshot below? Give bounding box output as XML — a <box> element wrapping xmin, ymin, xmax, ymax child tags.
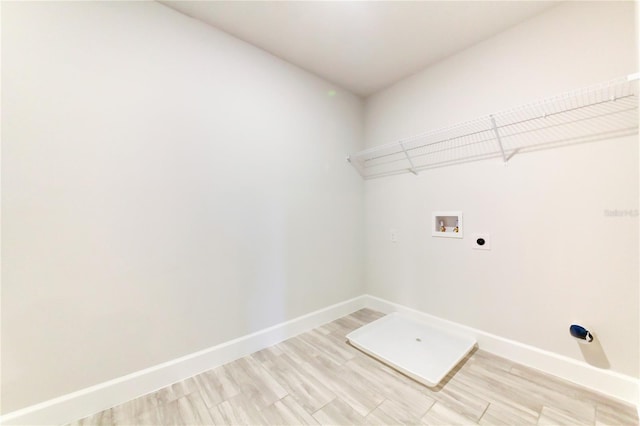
<box><xmin>347</xmin><ymin>74</ymin><xmax>639</xmax><ymax>179</ymax></box>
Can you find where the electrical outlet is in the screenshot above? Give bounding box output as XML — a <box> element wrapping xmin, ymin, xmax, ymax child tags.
<box><xmin>390</xmin><ymin>228</ymin><xmax>398</xmax><ymax>243</ymax></box>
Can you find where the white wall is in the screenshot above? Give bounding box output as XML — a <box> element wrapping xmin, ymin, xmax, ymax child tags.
<box><xmin>1</xmin><ymin>1</ymin><xmax>364</xmax><ymax>413</ymax></box>
<box><xmin>364</xmin><ymin>1</ymin><xmax>638</xmax><ymax>378</ymax></box>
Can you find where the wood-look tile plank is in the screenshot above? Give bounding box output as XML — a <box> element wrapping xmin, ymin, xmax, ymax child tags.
<box><xmin>71</xmin><ymin>409</ymin><xmax>114</xmax><ymax>426</ymax></box>
<box><xmin>210</xmin><ymin>393</ymin><xmax>269</xmax><ymax>425</ymax></box>
<box><xmin>537</xmin><ymin>405</ymin><xmax>593</xmax><ymax>426</ymax></box>
<box><xmin>297</xmin><ymin>329</ymin><xmax>356</xmax><ymax>365</ymax></box>
<box><xmin>499</xmin><ymin>369</ymin><xmax>595</xmax><ymax>423</ymax></box>
<box><xmin>349</xmin><ymin>308</ymin><xmax>385</xmax><ymax>324</ymax></box>
<box><xmin>278</xmin><ymin>335</ymin><xmax>338</xmax><ymax>367</ymax></box>
<box><xmin>315</xmin><ymin>322</ymin><xmax>334</xmax><ymax>335</ymax></box>
<box><xmin>302</xmin><ymin>351</ymin><xmax>385</xmax><ymax>417</ymax></box>
<box><xmin>110</xmin><ymin>393</ymin><xmax>161</xmax><ymax>425</ymax></box>
<box><xmin>330</xmin><ymin>316</ymin><xmax>366</xmax><ymax>338</ymax></box>
<box><xmin>316</xmin><ymin>320</ymin><xmax>345</xmax><ymax>336</ymax></box>
<box><xmin>369</xmin><ymin>398</ymin><xmax>429</xmax><ymax>425</ymax></box>
<box><xmin>193</xmin><ymin>365</ymin><xmax>242</xmax><ymax>408</ymax></box>
<box><xmin>427</xmin><ymin>375</ymin><xmax>490</xmax><ymax>422</ymax></box>
<box><xmin>510</xmin><ymin>363</ymin><xmax>619</xmax><ymax>408</ymax></box>
<box><xmin>251</xmin><ymin>344</ymin><xmax>283</xmax><ymax>364</ymax></box>
<box><xmin>210</xmin><ymin>399</ymin><xmax>251</xmax><ymax>425</ymax></box>
<box><xmin>135</xmin><ymin>407</ymin><xmax>164</xmax><ymax>426</ymax></box>
<box><xmin>224</xmin><ymin>355</ymin><xmax>287</xmax><ymax>411</ymax></box>
<box><xmin>423</xmin><ymin>401</ymin><xmax>479</xmax><ymax>426</ymax></box>
<box><xmin>479</xmin><ymin>402</ymin><xmax>539</xmax><ymax>425</ymax></box>
<box><xmin>312</xmin><ymin>398</ymin><xmax>368</xmax><ymax>425</ymax></box>
<box><xmin>461</xmin><ymin>361</ymin><xmax>544</xmax><ymax>415</ymax></box>
<box><xmin>445</xmin><ymin>361</ymin><xmax>540</xmax><ymax>419</ymax></box>
<box><xmin>595</xmin><ymin>403</ymin><xmax>640</xmax><ymax>426</ymax></box>
<box><xmin>366</xmin><ymin>404</ymin><xmax>406</xmax><ymax>426</ymax></box>
<box><xmin>252</xmin><ymin>349</ymin><xmax>336</xmax><ymax>413</ymax></box>
<box><xmin>155</xmin><ymin>377</ymin><xmax>199</xmax><ymax>404</ymax></box>
<box><xmin>261</xmin><ymin>396</ymin><xmax>319</xmax><ymax>425</ymax></box>
<box><xmin>160</xmin><ymin>391</ymin><xmax>213</xmax><ymax>426</ymax></box>
<box><xmin>347</xmin><ymin>355</ymin><xmax>435</xmax><ymax>418</ymax></box>
<box><xmin>325</xmin><ymin>330</ymin><xmax>367</xmax><ymax>359</ymax></box>
<box><xmin>467</xmin><ymin>350</ymin><xmax>514</xmax><ymax>373</ymax></box>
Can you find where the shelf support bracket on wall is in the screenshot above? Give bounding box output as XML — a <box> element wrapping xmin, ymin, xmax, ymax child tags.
<box><xmin>490</xmin><ymin>115</ymin><xmax>508</xmax><ymax>163</ymax></box>
<box><xmin>399</xmin><ymin>142</ymin><xmax>419</xmax><ymax>175</ymax></box>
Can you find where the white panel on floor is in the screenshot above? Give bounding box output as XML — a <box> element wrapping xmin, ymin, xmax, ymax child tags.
<box><xmin>346</xmin><ymin>313</ymin><xmax>476</xmax><ymax>386</ymax></box>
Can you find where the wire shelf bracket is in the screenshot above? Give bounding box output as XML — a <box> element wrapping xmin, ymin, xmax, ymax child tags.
<box><xmin>399</xmin><ymin>141</ymin><xmax>419</xmax><ymax>175</ymax></box>
<box><xmin>348</xmin><ymin>73</ymin><xmax>639</xmax><ymax>179</ymax></box>
<box><xmin>489</xmin><ymin>114</ymin><xmax>507</xmax><ymax>163</ymax></box>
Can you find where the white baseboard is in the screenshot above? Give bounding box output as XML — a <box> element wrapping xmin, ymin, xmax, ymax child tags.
<box><xmin>2</xmin><ymin>294</ymin><xmax>637</xmax><ymax>425</ymax></box>
<box><xmin>0</xmin><ymin>295</ymin><xmax>367</xmax><ymax>425</ymax></box>
<box><xmin>363</xmin><ymin>294</ymin><xmax>639</xmax><ymax>407</ymax></box>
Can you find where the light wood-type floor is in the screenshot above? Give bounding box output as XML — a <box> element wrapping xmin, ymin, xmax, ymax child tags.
<box><xmin>72</xmin><ymin>309</ymin><xmax>639</xmax><ymax>425</ymax></box>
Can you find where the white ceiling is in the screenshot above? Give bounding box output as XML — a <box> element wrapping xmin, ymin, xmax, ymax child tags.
<box><xmin>160</xmin><ymin>1</ymin><xmax>558</xmax><ymax>97</ymax></box>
